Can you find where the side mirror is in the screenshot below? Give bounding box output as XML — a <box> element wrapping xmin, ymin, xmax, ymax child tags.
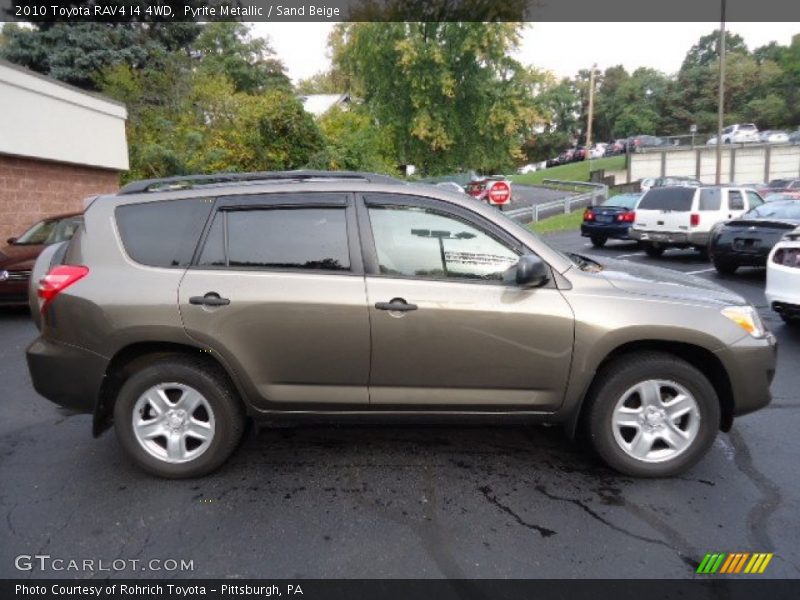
<box><xmin>510</xmin><ymin>254</ymin><xmax>549</xmax><ymax>288</ymax></box>
<box><xmin>7</xmin><ymin>237</ymin><xmax>17</xmax><ymax>245</ymax></box>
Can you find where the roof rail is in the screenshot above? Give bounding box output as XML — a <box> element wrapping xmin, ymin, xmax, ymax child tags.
<box><xmin>118</xmin><ymin>170</ymin><xmax>400</xmax><ymax>195</ymax></box>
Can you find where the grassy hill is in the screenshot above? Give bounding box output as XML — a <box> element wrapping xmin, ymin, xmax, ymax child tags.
<box><xmin>511</xmin><ymin>155</ymin><xmax>626</xmax><ymax>186</ymax></box>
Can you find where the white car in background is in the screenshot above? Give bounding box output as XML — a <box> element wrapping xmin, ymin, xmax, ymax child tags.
<box><xmin>759</xmin><ymin>130</ymin><xmax>790</xmax><ymax>144</ymax></box>
<box><xmin>720</xmin><ymin>123</ymin><xmax>760</xmax><ymax>144</ymax></box>
<box><xmin>766</xmin><ymin>227</ymin><xmax>800</xmax><ymax>326</ymax></box>
<box><xmin>589</xmin><ymin>143</ymin><xmax>607</xmax><ymax>159</ymax></box>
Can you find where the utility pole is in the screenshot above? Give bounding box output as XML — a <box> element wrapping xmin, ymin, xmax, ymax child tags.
<box><xmin>715</xmin><ymin>0</ymin><xmax>727</xmax><ymax>184</ymax></box>
<box><xmin>586</xmin><ymin>64</ymin><xmax>597</xmax><ymax>159</ymax></box>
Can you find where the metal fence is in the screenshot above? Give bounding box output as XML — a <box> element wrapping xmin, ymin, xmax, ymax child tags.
<box><xmin>505</xmin><ymin>179</ymin><xmax>608</xmax><ymax>223</ymax></box>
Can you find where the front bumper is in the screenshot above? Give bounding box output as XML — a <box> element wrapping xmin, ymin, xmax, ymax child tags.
<box><xmin>715</xmin><ymin>333</ymin><xmax>777</xmax><ymax>418</ymax></box>
<box><xmin>26</xmin><ymin>337</ymin><xmax>108</xmax><ymax>413</ymax></box>
<box><xmin>630</xmin><ymin>229</ymin><xmax>709</xmax><ymax>247</ymax></box>
<box><xmin>0</xmin><ymin>279</ymin><xmax>30</xmax><ymax>306</ymax></box>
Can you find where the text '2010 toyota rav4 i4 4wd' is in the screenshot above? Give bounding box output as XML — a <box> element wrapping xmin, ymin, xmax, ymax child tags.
<box><xmin>26</xmin><ymin>171</ymin><xmax>777</xmax><ymax>478</ymax></box>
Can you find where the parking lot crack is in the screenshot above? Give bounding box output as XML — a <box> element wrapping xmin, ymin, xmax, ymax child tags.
<box><xmin>478</xmin><ymin>485</ymin><xmax>556</xmax><ymax>538</ymax></box>
<box><xmin>727</xmin><ymin>429</ymin><xmax>782</xmax><ymax>550</ymax></box>
<box><xmin>535</xmin><ymin>484</ymin><xmax>670</xmax><ymax>547</ymax></box>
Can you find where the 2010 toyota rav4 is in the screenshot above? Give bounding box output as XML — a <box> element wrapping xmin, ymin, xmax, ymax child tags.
<box><xmin>26</xmin><ymin>171</ymin><xmax>777</xmax><ymax>479</ymax></box>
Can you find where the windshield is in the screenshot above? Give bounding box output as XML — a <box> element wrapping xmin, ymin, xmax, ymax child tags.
<box><xmin>745</xmin><ymin>202</ymin><xmax>800</xmax><ymax>220</ymax></box>
<box><xmin>13</xmin><ymin>216</ymin><xmax>81</xmax><ymax>246</ymax></box>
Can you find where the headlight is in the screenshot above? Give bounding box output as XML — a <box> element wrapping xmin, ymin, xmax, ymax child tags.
<box><xmin>721</xmin><ymin>305</ymin><xmax>766</xmax><ymax>338</ymax></box>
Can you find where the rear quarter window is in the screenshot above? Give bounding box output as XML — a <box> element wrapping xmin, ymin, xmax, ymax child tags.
<box><xmin>637</xmin><ymin>187</ymin><xmax>695</xmax><ymax>211</ymax></box>
<box><xmin>699</xmin><ymin>188</ymin><xmax>722</xmax><ymax>211</ymax></box>
<box><xmin>115</xmin><ymin>198</ymin><xmax>212</xmax><ymax>268</ymax></box>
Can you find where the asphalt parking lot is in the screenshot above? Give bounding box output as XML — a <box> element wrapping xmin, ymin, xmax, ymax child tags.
<box><xmin>1</xmin><ymin>230</ymin><xmax>798</xmax><ymax>580</ymax></box>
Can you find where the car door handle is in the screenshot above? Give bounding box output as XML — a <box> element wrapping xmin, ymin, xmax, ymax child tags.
<box><xmin>375</xmin><ymin>298</ymin><xmax>418</xmax><ymax>312</ymax></box>
<box><xmin>189</xmin><ymin>293</ymin><xmax>230</xmax><ymax>307</ymax></box>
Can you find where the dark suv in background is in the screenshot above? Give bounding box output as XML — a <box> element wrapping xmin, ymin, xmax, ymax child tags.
<box><xmin>26</xmin><ymin>171</ymin><xmax>776</xmax><ymax>478</ymax></box>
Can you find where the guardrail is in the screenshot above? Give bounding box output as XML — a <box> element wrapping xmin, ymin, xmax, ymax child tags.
<box><xmin>505</xmin><ymin>179</ymin><xmax>608</xmax><ymax>223</ymax></box>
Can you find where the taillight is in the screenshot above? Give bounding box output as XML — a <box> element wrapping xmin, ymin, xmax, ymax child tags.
<box><xmin>618</xmin><ymin>211</ymin><xmax>635</xmax><ymax>223</ymax></box>
<box><xmin>690</xmin><ymin>213</ymin><xmax>700</xmax><ymax>227</ymax></box>
<box><xmin>583</xmin><ymin>209</ymin><xmax>595</xmax><ymax>221</ymax></box>
<box><xmin>773</xmin><ymin>248</ymin><xmax>800</xmax><ymax>268</ymax></box>
<box><xmin>38</xmin><ymin>265</ymin><xmax>89</xmax><ymax>311</ymax></box>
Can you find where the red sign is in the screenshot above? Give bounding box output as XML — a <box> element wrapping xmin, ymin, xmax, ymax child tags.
<box><xmin>487</xmin><ymin>181</ymin><xmax>510</xmax><ymax>204</ymax></box>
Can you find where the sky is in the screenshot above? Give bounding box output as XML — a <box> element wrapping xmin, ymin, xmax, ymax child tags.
<box><xmin>250</xmin><ymin>22</ymin><xmax>800</xmax><ymax>84</ymax></box>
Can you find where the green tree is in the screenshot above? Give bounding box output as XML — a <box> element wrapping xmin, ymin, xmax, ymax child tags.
<box><xmin>296</xmin><ymin>70</ymin><xmax>349</xmax><ymax>95</ymax></box>
<box><xmin>194</xmin><ymin>22</ymin><xmax>291</xmax><ymax>93</ymax></box>
<box><xmin>332</xmin><ymin>22</ymin><xmax>535</xmax><ymax>174</ymax></box>
<box><xmin>0</xmin><ymin>21</ymin><xmax>201</xmax><ymax>90</ymax></box>
<box><xmin>593</xmin><ymin>65</ymin><xmax>629</xmax><ymax>141</ymax></box>
<box><xmin>611</xmin><ymin>68</ymin><xmax>670</xmax><ymax>136</ymax></box>
<box><xmin>306</xmin><ymin>107</ymin><xmax>397</xmax><ymax>173</ymax></box>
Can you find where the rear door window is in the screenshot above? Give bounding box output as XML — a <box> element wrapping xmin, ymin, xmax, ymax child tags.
<box><xmin>637</xmin><ymin>187</ymin><xmax>695</xmax><ymax>211</ymax></box>
<box><xmin>116</xmin><ymin>199</ymin><xmax>212</xmax><ymax>268</ymax></box>
<box><xmin>728</xmin><ymin>190</ymin><xmax>745</xmax><ymax>211</ymax></box>
<box><xmin>698</xmin><ymin>188</ymin><xmax>722</xmax><ymax>211</ymax></box>
<box><xmin>199</xmin><ymin>207</ymin><xmax>351</xmax><ymax>271</ymax></box>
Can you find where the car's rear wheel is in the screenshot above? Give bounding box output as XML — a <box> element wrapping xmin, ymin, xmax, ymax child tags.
<box><xmin>644</xmin><ymin>243</ymin><xmax>665</xmax><ymax>258</ymax></box>
<box><xmin>114</xmin><ymin>356</ymin><xmax>245</xmax><ymax>478</ymax></box>
<box><xmin>590</xmin><ymin>235</ymin><xmax>607</xmax><ymax>248</ymax></box>
<box><xmin>713</xmin><ymin>256</ymin><xmax>738</xmax><ymax>275</ymax></box>
<box><xmin>585</xmin><ymin>352</ymin><xmax>720</xmax><ymax>477</ymax></box>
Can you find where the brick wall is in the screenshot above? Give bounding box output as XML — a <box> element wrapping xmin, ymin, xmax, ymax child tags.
<box><xmin>0</xmin><ymin>155</ymin><xmax>120</xmax><ymax>243</ymax></box>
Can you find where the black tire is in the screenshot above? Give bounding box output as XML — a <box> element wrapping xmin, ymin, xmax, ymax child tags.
<box><xmin>114</xmin><ymin>355</ymin><xmax>245</xmax><ymax>478</ymax></box>
<box><xmin>584</xmin><ymin>352</ymin><xmax>720</xmax><ymax>477</ymax></box>
<box><xmin>713</xmin><ymin>256</ymin><xmax>738</xmax><ymax>275</ymax></box>
<box><xmin>590</xmin><ymin>235</ymin><xmax>608</xmax><ymax>248</ymax></box>
<box><xmin>644</xmin><ymin>243</ymin><xmax>665</xmax><ymax>258</ymax></box>
<box><xmin>780</xmin><ymin>313</ymin><xmax>800</xmax><ymax>326</ymax></box>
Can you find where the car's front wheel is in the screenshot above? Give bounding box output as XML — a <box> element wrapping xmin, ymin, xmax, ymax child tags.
<box><xmin>585</xmin><ymin>352</ymin><xmax>720</xmax><ymax>477</ymax></box>
<box><xmin>114</xmin><ymin>356</ymin><xmax>245</xmax><ymax>478</ymax></box>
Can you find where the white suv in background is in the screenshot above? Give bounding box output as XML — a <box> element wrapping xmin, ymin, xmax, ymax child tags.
<box><xmin>720</xmin><ymin>124</ymin><xmax>760</xmax><ymax>144</ymax></box>
<box><xmin>766</xmin><ymin>227</ymin><xmax>800</xmax><ymax>325</ymax></box>
<box><xmin>630</xmin><ymin>186</ymin><xmax>763</xmax><ymax>257</ymax></box>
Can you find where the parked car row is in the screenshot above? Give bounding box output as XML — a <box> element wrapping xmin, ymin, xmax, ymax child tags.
<box><xmin>581</xmin><ymin>182</ymin><xmax>800</xmax><ymax>326</ymax></box>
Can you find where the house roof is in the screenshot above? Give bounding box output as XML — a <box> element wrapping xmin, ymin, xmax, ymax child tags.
<box><xmin>300</xmin><ymin>93</ymin><xmax>351</xmax><ymax>117</ymax></box>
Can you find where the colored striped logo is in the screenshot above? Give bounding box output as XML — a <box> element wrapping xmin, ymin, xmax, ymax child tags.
<box><xmin>696</xmin><ymin>552</ymin><xmax>773</xmax><ymax>574</ymax></box>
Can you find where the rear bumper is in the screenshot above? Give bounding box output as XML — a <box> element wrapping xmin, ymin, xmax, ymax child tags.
<box><xmin>581</xmin><ymin>223</ymin><xmax>632</xmax><ymax>239</ymax></box>
<box><xmin>630</xmin><ymin>229</ymin><xmax>709</xmax><ymax>247</ymax></box>
<box><xmin>711</xmin><ymin>246</ymin><xmax>770</xmax><ymax>266</ymax></box>
<box><xmin>715</xmin><ymin>333</ymin><xmax>777</xmax><ymax>418</ymax></box>
<box><xmin>26</xmin><ymin>337</ymin><xmax>108</xmax><ymax>413</ymax></box>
